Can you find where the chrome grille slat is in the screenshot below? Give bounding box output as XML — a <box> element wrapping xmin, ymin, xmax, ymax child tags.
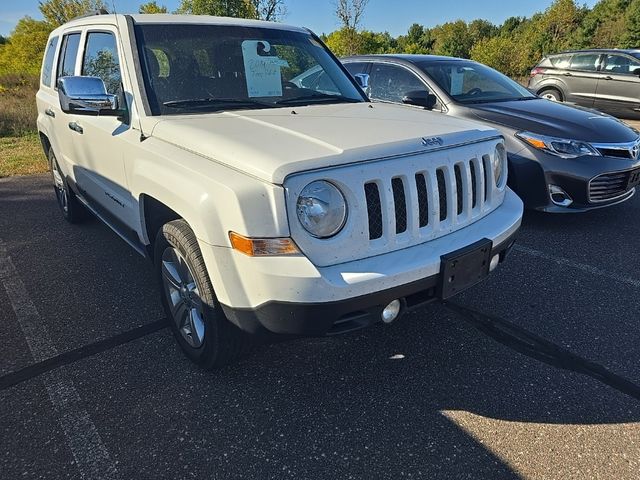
<box><xmin>589</xmin><ymin>170</ymin><xmax>633</xmax><ymax>202</ymax></box>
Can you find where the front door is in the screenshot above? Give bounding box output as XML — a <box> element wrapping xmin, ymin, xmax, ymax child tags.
<box><xmin>66</xmin><ymin>27</ymin><xmax>140</xmax><ymax>235</ymax></box>
<box><xmin>594</xmin><ymin>53</ymin><xmax>640</xmax><ymax>118</ymax></box>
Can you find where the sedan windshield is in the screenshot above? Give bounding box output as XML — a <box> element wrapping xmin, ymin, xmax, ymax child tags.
<box><xmin>134</xmin><ymin>23</ymin><xmax>365</xmax><ymax>115</ymax></box>
<box><xmin>417</xmin><ymin>60</ymin><xmax>536</xmax><ymax>104</ymax></box>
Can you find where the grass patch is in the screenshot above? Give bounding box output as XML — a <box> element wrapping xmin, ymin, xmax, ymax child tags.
<box><xmin>0</xmin><ymin>134</ymin><xmax>47</xmax><ymax>177</ymax></box>
<box><xmin>0</xmin><ymin>74</ymin><xmax>38</xmax><ymax>137</ymax></box>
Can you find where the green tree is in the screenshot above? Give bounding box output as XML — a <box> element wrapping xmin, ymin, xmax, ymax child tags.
<box><xmin>574</xmin><ymin>0</ymin><xmax>630</xmax><ymax>47</ymax></box>
<box><xmin>0</xmin><ymin>17</ymin><xmax>52</xmax><ymax>76</ymax></box>
<box><xmin>39</xmin><ymin>0</ymin><xmax>107</xmax><ymax>27</ymax></box>
<box><xmin>432</xmin><ymin>20</ymin><xmax>473</xmax><ymax>58</ymax></box>
<box><xmin>176</xmin><ymin>0</ymin><xmax>254</xmax><ymax>17</ymax></box>
<box><xmin>250</xmin><ymin>0</ymin><xmax>286</xmax><ymax>21</ymax></box>
<box><xmin>139</xmin><ymin>1</ymin><xmax>168</xmax><ymax>13</ymax></box>
<box><xmin>621</xmin><ymin>0</ymin><xmax>640</xmax><ymax>47</ymax></box>
<box><xmin>396</xmin><ymin>23</ymin><xmax>434</xmax><ymax>54</ymax></box>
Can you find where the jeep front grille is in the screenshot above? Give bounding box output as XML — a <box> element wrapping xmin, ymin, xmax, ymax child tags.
<box><xmin>363</xmin><ymin>156</ymin><xmax>492</xmax><ymax>241</ymax></box>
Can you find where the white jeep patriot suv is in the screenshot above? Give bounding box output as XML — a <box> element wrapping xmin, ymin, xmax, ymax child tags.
<box><xmin>37</xmin><ymin>13</ymin><xmax>523</xmax><ymax>368</ymax></box>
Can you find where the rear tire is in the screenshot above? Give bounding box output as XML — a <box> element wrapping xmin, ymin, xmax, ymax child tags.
<box><xmin>539</xmin><ymin>88</ymin><xmax>563</xmax><ymax>102</ymax></box>
<box><xmin>49</xmin><ymin>149</ymin><xmax>87</xmax><ymax>224</ymax></box>
<box><xmin>155</xmin><ymin>219</ymin><xmax>251</xmax><ymax>369</ymax></box>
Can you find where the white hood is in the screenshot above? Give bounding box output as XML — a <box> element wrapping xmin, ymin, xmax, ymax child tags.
<box><xmin>149</xmin><ymin>102</ymin><xmax>498</xmax><ymax>184</ymax></box>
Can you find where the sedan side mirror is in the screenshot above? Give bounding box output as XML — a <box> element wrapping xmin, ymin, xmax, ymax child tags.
<box><xmin>402</xmin><ymin>90</ymin><xmax>438</xmax><ymax>110</ymax></box>
<box><xmin>57</xmin><ymin>76</ymin><xmax>120</xmax><ymax>116</ymax></box>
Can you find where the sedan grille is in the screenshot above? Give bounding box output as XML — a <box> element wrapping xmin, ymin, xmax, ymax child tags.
<box><xmin>589</xmin><ymin>171</ymin><xmax>631</xmax><ymax>202</ymax></box>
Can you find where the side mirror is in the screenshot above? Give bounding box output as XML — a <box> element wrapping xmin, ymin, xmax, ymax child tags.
<box><xmin>402</xmin><ymin>90</ymin><xmax>438</xmax><ymax>110</ymax></box>
<box><xmin>57</xmin><ymin>76</ymin><xmax>120</xmax><ymax>115</ymax></box>
<box><xmin>353</xmin><ymin>73</ymin><xmax>370</xmax><ymax>90</ymax></box>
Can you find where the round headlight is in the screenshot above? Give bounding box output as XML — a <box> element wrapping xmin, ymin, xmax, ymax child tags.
<box><xmin>493</xmin><ymin>143</ymin><xmax>507</xmax><ymax>187</ymax></box>
<box><xmin>296</xmin><ymin>181</ymin><xmax>347</xmax><ymax>238</ymax></box>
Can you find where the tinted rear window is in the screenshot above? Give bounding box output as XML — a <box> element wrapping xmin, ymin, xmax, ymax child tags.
<box><xmin>569</xmin><ymin>53</ymin><xmax>600</xmax><ymax>71</ymax></box>
<box><xmin>41</xmin><ymin>36</ymin><xmax>58</xmax><ymax>87</ymax></box>
<box><xmin>549</xmin><ymin>55</ymin><xmax>571</xmax><ymax>68</ymax></box>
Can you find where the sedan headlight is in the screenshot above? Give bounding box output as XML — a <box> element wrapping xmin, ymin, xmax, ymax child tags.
<box><xmin>516</xmin><ymin>131</ymin><xmax>601</xmax><ymax>158</ymax></box>
<box><xmin>296</xmin><ymin>180</ymin><xmax>347</xmax><ymax>238</ymax></box>
<box><xmin>493</xmin><ymin>142</ymin><xmax>507</xmax><ymax>186</ymax></box>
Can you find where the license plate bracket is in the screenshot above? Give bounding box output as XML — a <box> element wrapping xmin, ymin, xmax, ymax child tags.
<box><xmin>438</xmin><ymin>238</ymin><xmax>493</xmax><ymax>300</ymax></box>
<box><xmin>627</xmin><ymin>168</ymin><xmax>640</xmax><ymax>190</ymax></box>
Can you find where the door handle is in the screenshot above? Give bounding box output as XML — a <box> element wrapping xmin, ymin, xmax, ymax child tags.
<box><xmin>563</xmin><ymin>72</ymin><xmax>572</xmax><ymax>76</ymax></box>
<box><xmin>68</xmin><ymin>121</ymin><xmax>83</xmax><ymax>134</ymax></box>
<box><xmin>45</xmin><ymin>108</ymin><xmax>55</xmax><ymax>118</ymax></box>
<box><xmin>604</xmin><ymin>75</ymin><xmax>613</xmax><ymax>80</ymax></box>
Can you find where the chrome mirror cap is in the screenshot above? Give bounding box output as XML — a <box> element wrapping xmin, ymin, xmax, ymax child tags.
<box><xmin>57</xmin><ymin>76</ymin><xmax>118</xmax><ymax>114</ymax></box>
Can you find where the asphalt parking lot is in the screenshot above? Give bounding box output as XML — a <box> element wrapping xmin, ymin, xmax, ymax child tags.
<box><xmin>2</xmin><ymin>168</ymin><xmax>640</xmax><ymax>479</ymax></box>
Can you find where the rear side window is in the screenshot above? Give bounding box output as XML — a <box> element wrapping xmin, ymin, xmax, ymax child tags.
<box><xmin>56</xmin><ymin>33</ymin><xmax>82</xmax><ymax>83</ymax></box>
<box><xmin>549</xmin><ymin>55</ymin><xmax>571</xmax><ymax>69</ymax></box>
<box><xmin>41</xmin><ymin>36</ymin><xmax>59</xmax><ymax>87</ymax></box>
<box><xmin>569</xmin><ymin>54</ymin><xmax>600</xmax><ymax>72</ymax></box>
<box><xmin>82</xmin><ymin>32</ymin><xmax>122</xmax><ymax>95</ymax></box>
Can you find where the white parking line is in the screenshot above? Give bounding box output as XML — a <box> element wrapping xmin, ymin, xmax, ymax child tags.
<box><xmin>0</xmin><ymin>240</ymin><xmax>120</xmax><ymax>480</ymax></box>
<box><xmin>514</xmin><ymin>244</ymin><xmax>640</xmax><ymax>289</ymax></box>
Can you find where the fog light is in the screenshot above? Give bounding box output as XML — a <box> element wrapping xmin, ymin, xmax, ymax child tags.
<box><xmin>489</xmin><ymin>254</ymin><xmax>500</xmax><ymax>272</ymax></box>
<box><xmin>381</xmin><ymin>300</ymin><xmax>401</xmax><ymax>324</ymax></box>
<box><xmin>549</xmin><ymin>185</ymin><xmax>573</xmax><ymax>207</ymax></box>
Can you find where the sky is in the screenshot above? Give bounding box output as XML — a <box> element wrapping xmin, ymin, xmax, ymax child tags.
<box><xmin>0</xmin><ymin>0</ymin><xmax>600</xmax><ymax>37</ymax></box>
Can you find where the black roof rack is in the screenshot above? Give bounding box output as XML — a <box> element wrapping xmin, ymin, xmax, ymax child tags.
<box><xmin>72</xmin><ymin>8</ymin><xmax>110</xmax><ymax>21</ymax></box>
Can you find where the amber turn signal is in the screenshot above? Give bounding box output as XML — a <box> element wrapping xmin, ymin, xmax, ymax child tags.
<box><xmin>229</xmin><ymin>232</ymin><xmax>300</xmax><ymax>257</ymax></box>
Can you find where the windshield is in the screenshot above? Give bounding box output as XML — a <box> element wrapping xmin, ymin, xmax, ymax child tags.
<box><xmin>417</xmin><ymin>60</ymin><xmax>536</xmax><ymax>104</ymax></box>
<box><xmin>134</xmin><ymin>24</ymin><xmax>365</xmax><ymax>115</ymax></box>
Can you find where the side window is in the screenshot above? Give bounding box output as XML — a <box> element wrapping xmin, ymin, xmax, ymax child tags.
<box><xmin>550</xmin><ymin>54</ymin><xmax>571</xmax><ymax>69</ymax></box>
<box><xmin>602</xmin><ymin>54</ymin><xmax>640</xmax><ymax>75</ymax></box>
<box><xmin>344</xmin><ymin>62</ymin><xmax>368</xmax><ymax>76</ymax></box>
<box><xmin>41</xmin><ymin>36</ymin><xmax>59</xmax><ymax>87</ymax></box>
<box><xmin>369</xmin><ymin>64</ymin><xmax>427</xmax><ymax>103</ymax></box>
<box><xmin>569</xmin><ymin>54</ymin><xmax>600</xmax><ymax>72</ymax></box>
<box><xmin>82</xmin><ymin>32</ymin><xmax>122</xmax><ymax>96</ymax></box>
<box><xmin>56</xmin><ymin>33</ymin><xmax>82</xmax><ymax>83</ymax></box>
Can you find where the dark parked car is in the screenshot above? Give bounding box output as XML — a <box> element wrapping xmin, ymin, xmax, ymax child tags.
<box><xmin>342</xmin><ymin>54</ymin><xmax>640</xmax><ymax>212</ymax></box>
<box><xmin>529</xmin><ymin>48</ymin><xmax>640</xmax><ymax>120</ymax></box>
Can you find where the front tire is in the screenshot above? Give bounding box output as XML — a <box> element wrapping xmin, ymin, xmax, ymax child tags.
<box><xmin>49</xmin><ymin>149</ymin><xmax>87</xmax><ymax>223</ymax></box>
<box><xmin>155</xmin><ymin>219</ymin><xmax>250</xmax><ymax>369</ymax></box>
<box><xmin>540</xmin><ymin>88</ymin><xmax>563</xmax><ymax>102</ymax></box>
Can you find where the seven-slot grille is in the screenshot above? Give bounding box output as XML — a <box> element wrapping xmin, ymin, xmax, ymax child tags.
<box><xmin>589</xmin><ymin>171</ymin><xmax>632</xmax><ymax>202</ymax></box>
<box><xmin>364</xmin><ymin>155</ymin><xmax>493</xmax><ymax>241</ymax></box>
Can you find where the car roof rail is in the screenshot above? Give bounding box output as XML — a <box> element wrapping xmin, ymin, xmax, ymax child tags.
<box><xmin>72</xmin><ymin>8</ymin><xmax>110</xmax><ymax>21</ymax></box>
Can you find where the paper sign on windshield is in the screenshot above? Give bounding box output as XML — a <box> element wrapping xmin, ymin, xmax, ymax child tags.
<box><xmin>450</xmin><ymin>70</ymin><xmax>464</xmax><ymax>96</ymax></box>
<box><xmin>241</xmin><ymin>40</ymin><xmax>289</xmax><ymax>98</ymax></box>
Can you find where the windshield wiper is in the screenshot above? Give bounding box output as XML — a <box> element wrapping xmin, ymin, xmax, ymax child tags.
<box><xmin>163</xmin><ymin>98</ymin><xmax>273</xmax><ymax>110</ymax></box>
<box><xmin>276</xmin><ymin>93</ymin><xmax>360</xmax><ymax>106</ymax></box>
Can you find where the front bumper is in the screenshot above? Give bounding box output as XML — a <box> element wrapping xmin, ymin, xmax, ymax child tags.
<box><xmin>199</xmin><ymin>190</ymin><xmax>523</xmax><ymax>337</ymax></box>
<box><xmin>508</xmin><ymin>147</ymin><xmax>640</xmax><ymax>212</ymax></box>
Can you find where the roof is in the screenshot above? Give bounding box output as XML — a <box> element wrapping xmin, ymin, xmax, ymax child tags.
<box><xmin>551</xmin><ymin>48</ymin><xmax>640</xmax><ymax>56</ymax></box>
<box><xmin>51</xmin><ymin>13</ymin><xmax>308</xmax><ymax>35</ymax></box>
<box><xmin>343</xmin><ymin>54</ymin><xmax>469</xmax><ymax>63</ymax></box>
